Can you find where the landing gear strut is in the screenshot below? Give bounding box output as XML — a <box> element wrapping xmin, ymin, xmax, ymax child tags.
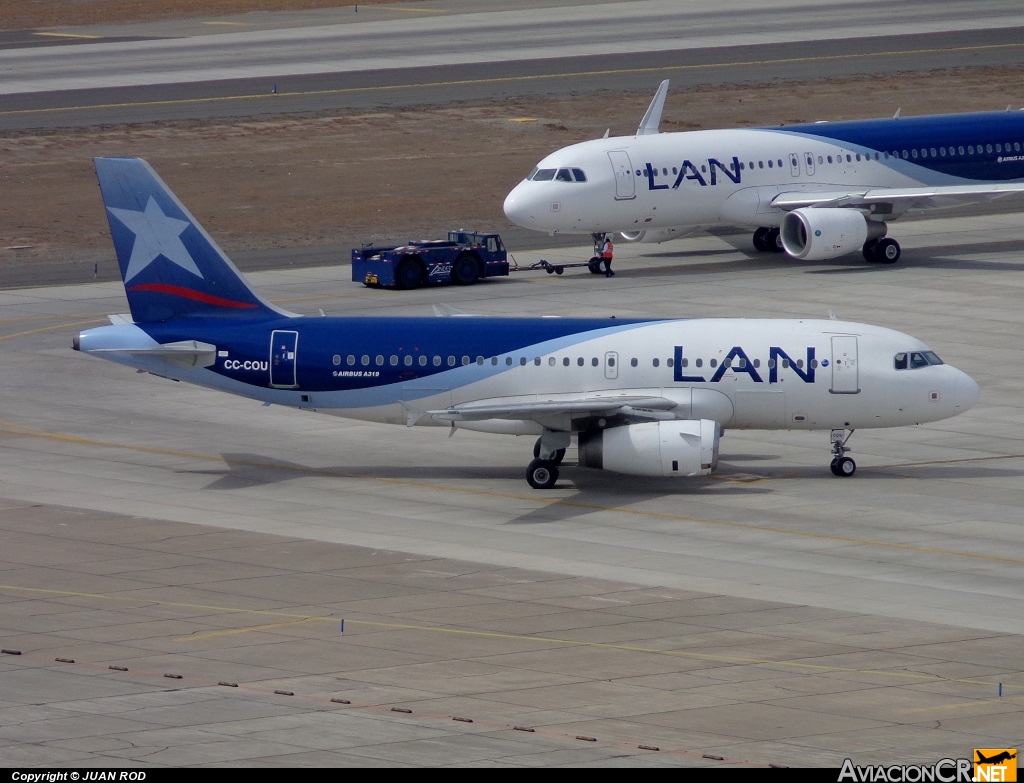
<box><xmin>527</xmin><ymin>432</ymin><xmax>570</xmax><ymax>488</ymax></box>
<box><xmin>588</xmin><ymin>232</ymin><xmax>608</xmax><ymax>274</ymax></box>
<box><xmin>829</xmin><ymin>428</ymin><xmax>856</xmax><ymax>476</ymax></box>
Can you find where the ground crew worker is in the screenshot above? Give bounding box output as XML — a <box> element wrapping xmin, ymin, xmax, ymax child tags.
<box><xmin>601</xmin><ymin>236</ymin><xmax>615</xmax><ymax>277</ymax></box>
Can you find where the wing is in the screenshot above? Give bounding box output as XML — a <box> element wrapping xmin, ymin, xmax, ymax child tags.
<box><xmin>406</xmin><ymin>394</ymin><xmax>679</xmax><ymax>430</ymax></box>
<box><xmin>772</xmin><ymin>182</ymin><xmax>1024</xmax><ymax>214</ymax></box>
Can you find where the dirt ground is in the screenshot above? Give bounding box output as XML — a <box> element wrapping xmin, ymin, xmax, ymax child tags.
<box><xmin>3</xmin><ymin>3</ymin><xmax>1024</xmax><ymax>284</ymax></box>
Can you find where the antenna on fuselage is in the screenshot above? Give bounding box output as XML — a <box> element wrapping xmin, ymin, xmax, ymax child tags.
<box><xmin>893</xmin><ymin>108</ymin><xmax>901</xmax><ymax>118</ymax></box>
<box><xmin>636</xmin><ymin>79</ymin><xmax>670</xmax><ymax>136</ymax></box>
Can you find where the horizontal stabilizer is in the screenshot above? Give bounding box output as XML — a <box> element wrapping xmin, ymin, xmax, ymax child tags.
<box><xmin>89</xmin><ymin>339</ymin><xmax>217</xmax><ymax>368</ymax></box>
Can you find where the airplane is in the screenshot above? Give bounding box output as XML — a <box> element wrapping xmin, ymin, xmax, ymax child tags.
<box><xmin>74</xmin><ymin>157</ymin><xmax>979</xmax><ymax>489</ymax></box>
<box><xmin>976</xmin><ymin>751</ymin><xmax>1017</xmax><ymax>765</ymax></box>
<box><xmin>503</xmin><ymin>80</ymin><xmax>1024</xmax><ymax>269</ymax></box>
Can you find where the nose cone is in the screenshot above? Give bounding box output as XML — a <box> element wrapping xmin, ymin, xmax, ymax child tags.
<box><xmin>955</xmin><ymin>370</ymin><xmax>980</xmax><ymax>413</ymax></box>
<box><xmin>503</xmin><ymin>182</ymin><xmax>535</xmax><ymax>229</ymax></box>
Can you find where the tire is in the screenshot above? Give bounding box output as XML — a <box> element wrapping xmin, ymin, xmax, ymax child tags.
<box><xmin>766</xmin><ymin>226</ymin><xmax>784</xmax><ymax>252</ymax></box>
<box><xmin>555</xmin><ymin>267</ymin><xmax>564</xmax><ymax>275</ymax></box>
<box><xmin>526</xmin><ymin>458</ymin><xmax>559</xmax><ymax>489</ymax></box>
<box><xmin>753</xmin><ymin>227</ymin><xmax>771</xmax><ymax>252</ymax></box>
<box><xmin>836</xmin><ymin>457</ymin><xmax>856</xmax><ymax>476</ymax></box>
<box><xmin>588</xmin><ymin>257</ymin><xmax>603</xmax><ymax>274</ymax></box>
<box><xmin>874</xmin><ymin>238</ymin><xmax>900</xmax><ymax>264</ymax></box>
<box><xmin>452</xmin><ymin>252</ymin><xmax>480</xmax><ymax>285</ymax></box>
<box><xmin>395</xmin><ymin>258</ymin><xmax>424</xmax><ymax>290</ymax></box>
<box><xmin>862</xmin><ymin>239</ymin><xmax>878</xmax><ymax>262</ymax></box>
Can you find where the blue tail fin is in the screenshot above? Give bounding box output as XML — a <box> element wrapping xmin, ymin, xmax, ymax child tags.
<box><xmin>95</xmin><ymin>157</ymin><xmax>294</xmax><ymax>323</ymax></box>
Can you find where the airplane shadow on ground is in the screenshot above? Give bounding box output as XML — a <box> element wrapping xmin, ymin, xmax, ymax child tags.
<box><xmin>628</xmin><ymin>238</ymin><xmax>1024</xmax><ymax>278</ymax></box>
<box><xmin>187</xmin><ymin>452</ymin><xmax>1022</xmax><ymax>495</ymax></box>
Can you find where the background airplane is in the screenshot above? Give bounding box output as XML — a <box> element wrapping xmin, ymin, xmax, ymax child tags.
<box><xmin>503</xmin><ymin>80</ymin><xmax>1024</xmax><ymax>269</ymax></box>
<box><xmin>75</xmin><ymin>158</ymin><xmax>978</xmax><ymax>488</ymax></box>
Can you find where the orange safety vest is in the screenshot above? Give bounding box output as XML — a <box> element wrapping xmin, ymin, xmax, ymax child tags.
<box><xmin>602</xmin><ymin>242</ymin><xmax>614</xmax><ymax>259</ymax></box>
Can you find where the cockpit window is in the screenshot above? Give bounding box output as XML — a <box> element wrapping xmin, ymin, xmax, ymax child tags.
<box><xmin>528</xmin><ymin>167</ymin><xmax>587</xmax><ymax>182</ymax></box>
<box><xmin>894</xmin><ymin>351</ymin><xmax>944</xmax><ymax>370</ymax></box>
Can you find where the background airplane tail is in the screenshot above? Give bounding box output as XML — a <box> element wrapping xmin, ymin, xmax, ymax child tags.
<box><xmin>94</xmin><ymin>157</ymin><xmax>294</xmax><ymax>323</ymax></box>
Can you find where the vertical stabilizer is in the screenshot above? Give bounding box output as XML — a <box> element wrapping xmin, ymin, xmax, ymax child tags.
<box><xmin>94</xmin><ymin>157</ymin><xmax>296</xmax><ymax>323</ymax></box>
<box><xmin>636</xmin><ymin>79</ymin><xmax>670</xmax><ymax>136</ymax></box>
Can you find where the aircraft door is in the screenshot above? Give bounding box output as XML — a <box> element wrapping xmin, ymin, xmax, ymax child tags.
<box><xmin>607</xmin><ymin>150</ymin><xmax>636</xmax><ymax>200</ymax></box>
<box><xmin>605</xmin><ymin>351</ymin><xmax>619</xmax><ymax>380</ymax></box>
<box><xmin>270</xmin><ymin>330</ymin><xmax>299</xmax><ymax>388</ymax></box>
<box><xmin>830</xmin><ymin>335</ymin><xmax>859</xmax><ymax>394</ymax></box>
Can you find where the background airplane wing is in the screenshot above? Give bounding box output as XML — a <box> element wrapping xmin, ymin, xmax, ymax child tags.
<box><xmin>772</xmin><ymin>182</ymin><xmax>1024</xmax><ymax>212</ymax></box>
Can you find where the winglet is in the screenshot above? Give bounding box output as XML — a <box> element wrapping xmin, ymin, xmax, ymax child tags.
<box><xmin>636</xmin><ymin>80</ymin><xmax>670</xmax><ymax>136</ymax></box>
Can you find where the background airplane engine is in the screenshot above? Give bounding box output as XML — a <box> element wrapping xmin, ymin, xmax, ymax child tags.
<box><xmin>578</xmin><ymin>420</ymin><xmax>720</xmax><ymax>477</ymax></box>
<box><xmin>619</xmin><ymin>227</ymin><xmax>689</xmax><ymax>244</ymax></box>
<box><xmin>780</xmin><ymin>208</ymin><xmax>873</xmax><ymax>260</ymax></box>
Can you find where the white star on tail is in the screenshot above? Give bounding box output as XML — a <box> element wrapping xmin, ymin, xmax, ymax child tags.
<box><xmin>107</xmin><ymin>197</ymin><xmax>202</xmax><ymax>282</ymax></box>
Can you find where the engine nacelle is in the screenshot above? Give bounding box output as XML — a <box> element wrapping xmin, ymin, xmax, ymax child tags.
<box><xmin>780</xmin><ymin>208</ymin><xmax>870</xmax><ymax>260</ymax></box>
<box><xmin>619</xmin><ymin>227</ymin><xmax>690</xmax><ymax>244</ymax></box>
<box><xmin>578</xmin><ymin>420</ymin><xmax>720</xmax><ymax>477</ymax></box>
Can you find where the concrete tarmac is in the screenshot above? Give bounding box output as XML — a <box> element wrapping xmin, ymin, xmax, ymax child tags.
<box><xmin>1</xmin><ymin>216</ymin><xmax>1023</xmax><ymax>767</ymax></box>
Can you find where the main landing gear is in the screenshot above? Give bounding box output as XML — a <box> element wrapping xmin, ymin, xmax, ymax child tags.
<box><xmin>752</xmin><ymin>226</ymin><xmax>785</xmax><ymax>253</ymax></box>
<box><xmin>829</xmin><ymin>428</ymin><xmax>856</xmax><ymax>476</ymax></box>
<box><xmin>526</xmin><ymin>434</ymin><xmax>568</xmax><ymax>489</ymax></box>
<box><xmin>862</xmin><ymin>237</ymin><xmax>901</xmax><ymax>263</ymax></box>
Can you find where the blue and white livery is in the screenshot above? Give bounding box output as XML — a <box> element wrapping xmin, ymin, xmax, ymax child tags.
<box><xmin>75</xmin><ymin>158</ymin><xmax>979</xmax><ymax>488</ymax></box>
<box><xmin>504</xmin><ymin>80</ymin><xmax>1024</xmax><ymax>265</ymax></box>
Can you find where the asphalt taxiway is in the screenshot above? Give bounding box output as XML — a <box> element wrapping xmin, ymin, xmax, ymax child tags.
<box><xmin>1</xmin><ymin>214</ymin><xmax>1023</xmax><ymax>767</ymax></box>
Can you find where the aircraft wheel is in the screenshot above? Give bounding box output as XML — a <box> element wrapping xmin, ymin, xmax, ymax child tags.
<box><xmin>862</xmin><ymin>239</ymin><xmax>878</xmax><ymax>262</ymax></box>
<box><xmin>395</xmin><ymin>258</ymin><xmax>424</xmax><ymax>290</ymax></box>
<box><xmin>766</xmin><ymin>226</ymin><xmax>784</xmax><ymax>252</ymax></box>
<box><xmin>873</xmin><ymin>238</ymin><xmax>900</xmax><ymax>264</ymax></box>
<box><xmin>526</xmin><ymin>459</ymin><xmax>559</xmax><ymax>489</ymax></box>
<box><xmin>588</xmin><ymin>257</ymin><xmax>604</xmax><ymax>274</ymax></box>
<box><xmin>555</xmin><ymin>266</ymin><xmax>564</xmax><ymax>275</ymax></box>
<box><xmin>452</xmin><ymin>253</ymin><xmax>480</xmax><ymax>285</ymax></box>
<box><xmin>834</xmin><ymin>456</ymin><xmax>856</xmax><ymax>477</ymax></box>
<box><xmin>753</xmin><ymin>227</ymin><xmax>771</xmax><ymax>252</ymax></box>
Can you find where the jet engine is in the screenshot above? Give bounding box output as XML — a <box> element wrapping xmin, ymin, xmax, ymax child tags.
<box><xmin>619</xmin><ymin>227</ymin><xmax>690</xmax><ymax>244</ymax></box>
<box><xmin>780</xmin><ymin>208</ymin><xmax>879</xmax><ymax>260</ymax></box>
<box><xmin>578</xmin><ymin>419</ymin><xmax>720</xmax><ymax>477</ymax></box>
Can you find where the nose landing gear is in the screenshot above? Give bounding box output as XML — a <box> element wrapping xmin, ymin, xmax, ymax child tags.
<box><xmin>829</xmin><ymin>428</ymin><xmax>856</xmax><ymax>476</ymax></box>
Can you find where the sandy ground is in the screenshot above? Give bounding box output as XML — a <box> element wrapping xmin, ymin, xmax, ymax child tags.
<box><xmin>3</xmin><ymin>4</ymin><xmax>1024</xmax><ymax>284</ymax></box>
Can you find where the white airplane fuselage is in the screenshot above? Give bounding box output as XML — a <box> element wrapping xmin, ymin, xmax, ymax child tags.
<box><xmin>504</xmin><ymin>104</ymin><xmax>1024</xmax><ymax>262</ymax></box>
